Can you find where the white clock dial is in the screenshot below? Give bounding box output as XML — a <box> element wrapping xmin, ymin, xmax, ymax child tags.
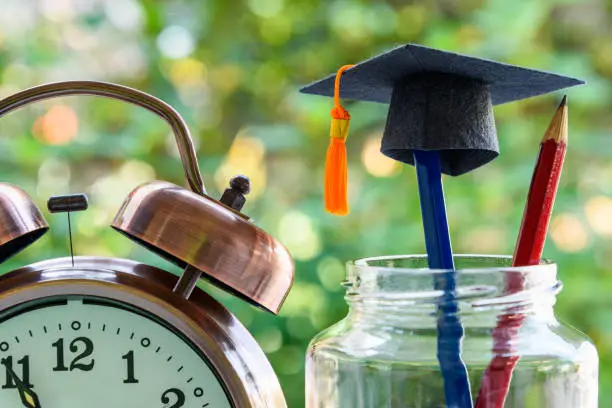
<box><xmin>0</xmin><ymin>296</ymin><xmax>233</xmax><ymax>408</ymax></box>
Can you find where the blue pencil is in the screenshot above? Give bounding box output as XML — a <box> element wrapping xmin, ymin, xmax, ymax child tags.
<box><xmin>413</xmin><ymin>150</ymin><xmax>473</xmax><ymax>408</ymax></box>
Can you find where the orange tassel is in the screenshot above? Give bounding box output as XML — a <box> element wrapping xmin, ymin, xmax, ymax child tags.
<box><xmin>324</xmin><ymin>65</ymin><xmax>354</xmax><ymax>215</ymax></box>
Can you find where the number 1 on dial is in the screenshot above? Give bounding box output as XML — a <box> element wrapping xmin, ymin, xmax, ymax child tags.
<box><xmin>122</xmin><ymin>351</ymin><xmax>139</xmax><ymax>384</ymax></box>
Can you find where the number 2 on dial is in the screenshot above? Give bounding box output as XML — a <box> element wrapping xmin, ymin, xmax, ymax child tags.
<box><xmin>162</xmin><ymin>388</ymin><xmax>185</xmax><ymax>408</ymax></box>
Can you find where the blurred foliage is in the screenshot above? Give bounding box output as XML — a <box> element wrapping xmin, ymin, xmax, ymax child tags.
<box><xmin>0</xmin><ymin>0</ymin><xmax>611</xmax><ymax>406</ymax></box>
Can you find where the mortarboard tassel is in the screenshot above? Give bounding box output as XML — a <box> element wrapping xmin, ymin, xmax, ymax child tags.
<box><xmin>325</xmin><ymin>64</ymin><xmax>354</xmax><ymax>215</ymax></box>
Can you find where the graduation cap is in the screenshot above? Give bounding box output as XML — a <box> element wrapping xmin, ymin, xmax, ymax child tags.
<box><xmin>301</xmin><ymin>43</ymin><xmax>584</xmax><ymax>215</ymax></box>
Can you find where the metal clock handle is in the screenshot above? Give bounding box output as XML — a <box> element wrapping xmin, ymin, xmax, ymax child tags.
<box><xmin>0</xmin><ymin>81</ymin><xmax>206</xmax><ymax>195</ymax></box>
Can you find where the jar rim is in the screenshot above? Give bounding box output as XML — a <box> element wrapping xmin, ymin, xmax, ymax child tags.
<box><xmin>345</xmin><ymin>254</ymin><xmax>560</xmax><ymax>309</ymax></box>
<box><xmin>350</xmin><ymin>254</ymin><xmax>556</xmax><ymax>276</ymax></box>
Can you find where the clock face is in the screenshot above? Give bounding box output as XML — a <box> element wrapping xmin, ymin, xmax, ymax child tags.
<box><xmin>0</xmin><ymin>296</ymin><xmax>233</xmax><ymax>408</ymax></box>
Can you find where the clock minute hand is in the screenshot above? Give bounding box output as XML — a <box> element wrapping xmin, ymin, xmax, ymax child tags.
<box><xmin>0</xmin><ymin>359</ymin><xmax>42</xmax><ymax>408</ymax></box>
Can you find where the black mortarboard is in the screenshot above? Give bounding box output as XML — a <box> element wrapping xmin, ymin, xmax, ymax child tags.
<box><xmin>300</xmin><ymin>43</ymin><xmax>584</xmax><ymax>176</ymax></box>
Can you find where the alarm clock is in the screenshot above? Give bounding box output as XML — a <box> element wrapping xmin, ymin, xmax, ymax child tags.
<box><xmin>0</xmin><ymin>82</ymin><xmax>294</xmax><ymax>408</ymax></box>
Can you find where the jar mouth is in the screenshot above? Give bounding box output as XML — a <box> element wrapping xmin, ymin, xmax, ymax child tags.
<box><xmin>345</xmin><ymin>254</ymin><xmax>560</xmax><ymax>308</ymax></box>
<box><xmin>351</xmin><ymin>254</ymin><xmax>555</xmax><ymax>274</ymax></box>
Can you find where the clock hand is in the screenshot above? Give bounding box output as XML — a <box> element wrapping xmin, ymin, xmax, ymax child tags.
<box><xmin>0</xmin><ymin>359</ymin><xmax>42</xmax><ymax>408</ymax></box>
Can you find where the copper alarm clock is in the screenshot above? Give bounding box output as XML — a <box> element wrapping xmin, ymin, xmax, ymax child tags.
<box><xmin>0</xmin><ymin>82</ymin><xmax>294</xmax><ymax>407</ymax></box>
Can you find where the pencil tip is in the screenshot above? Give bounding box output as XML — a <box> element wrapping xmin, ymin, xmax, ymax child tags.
<box><xmin>542</xmin><ymin>96</ymin><xmax>568</xmax><ymax>143</ymax></box>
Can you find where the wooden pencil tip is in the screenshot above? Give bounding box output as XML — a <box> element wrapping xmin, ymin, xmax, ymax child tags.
<box><xmin>542</xmin><ymin>95</ymin><xmax>568</xmax><ymax>143</ymax></box>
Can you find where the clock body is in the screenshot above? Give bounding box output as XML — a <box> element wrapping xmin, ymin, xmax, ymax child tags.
<box><xmin>0</xmin><ymin>256</ymin><xmax>287</xmax><ymax>408</ymax></box>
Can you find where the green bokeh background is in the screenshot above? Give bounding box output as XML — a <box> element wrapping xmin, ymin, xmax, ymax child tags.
<box><xmin>0</xmin><ymin>0</ymin><xmax>611</xmax><ymax>406</ymax></box>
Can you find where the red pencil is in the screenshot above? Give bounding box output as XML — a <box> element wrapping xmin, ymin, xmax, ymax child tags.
<box><xmin>475</xmin><ymin>96</ymin><xmax>568</xmax><ymax>408</ymax></box>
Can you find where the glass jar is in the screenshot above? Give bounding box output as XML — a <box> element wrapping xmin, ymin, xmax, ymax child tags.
<box><xmin>306</xmin><ymin>255</ymin><xmax>598</xmax><ymax>408</ymax></box>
